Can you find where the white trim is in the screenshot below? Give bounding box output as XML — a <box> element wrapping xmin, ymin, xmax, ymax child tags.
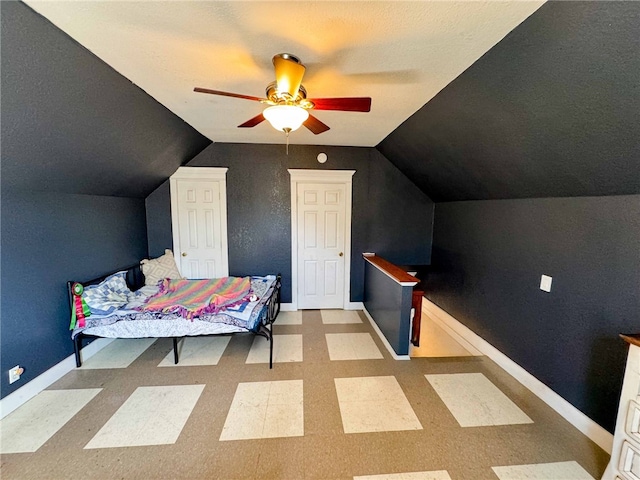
<box><xmin>0</xmin><ymin>338</ymin><xmax>114</xmax><ymax>419</ymax></box>
<box><xmin>289</xmin><ymin>169</ymin><xmax>355</xmax><ymax>310</ymax></box>
<box><xmin>422</xmin><ymin>298</ymin><xmax>613</xmax><ymax>454</ymax></box>
<box><xmin>363</xmin><ymin>254</ymin><xmax>418</xmax><ymax>287</ymax></box>
<box><xmin>346</xmin><ymin>302</ymin><xmax>364</xmax><ymax>310</ymax></box>
<box><xmin>362</xmin><ymin>307</ymin><xmax>411</xmax><ymax>361</ymax></box>
<box><xmin>169</xmin><ymin>166</ymin><xmax>229</xmax><ymax>277</ymax></box>
<box><xmin>280</xmin><ymin>303</ymin><xmax>296</xmax><ymax>312</ymax></box>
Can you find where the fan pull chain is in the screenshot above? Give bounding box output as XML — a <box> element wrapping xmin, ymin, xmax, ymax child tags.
<box><xmin>284</xmin><ymin>127</ymin><xmax>291</xmax><ymax>155</ymax></box>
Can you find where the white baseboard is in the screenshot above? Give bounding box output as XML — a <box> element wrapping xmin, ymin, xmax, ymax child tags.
<box><xmin>422</xmin><ymin>298</ymin><xmax>613</xmax><ymax>455</ymax></box>
<box><xmin>0</xmin><ymin>338</ymin><xmax>114</xmax><ymax>419</ymax></box>
<box><xmin>280</xmin><ymin>302</ymin><xmax>363</xmax><ymax>312</ymax></box>
<box><xmin>362</xmin><ymin>307</ymin><xmax>411</xmax><ymax>361</ymax></box>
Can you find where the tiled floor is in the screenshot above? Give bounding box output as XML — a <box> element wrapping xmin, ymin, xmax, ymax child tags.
<box><xmin>0</xmin><ymin>310</ymin><xmax>608</xmax><ymax>479</ymax></box>
<box><xmin>335</xmin><ymin>376</ymin><xmax>422</xmax><ymax>433</ymax></box>
<box><xmin>425</xmin><ymin>373</ymin><xmax>533</xmax><ymax>427</ymax></box>
<box><xmin>326</xmin><ymin>332</ymin><xmax>384</xmax><ymax>361</ymax></box>
<box><xmin>158</xmin><ymin>336</ymin><xmax>230</xmax><ymax>366</ymax></box>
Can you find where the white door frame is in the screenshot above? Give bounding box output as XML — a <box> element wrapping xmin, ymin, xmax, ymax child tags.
<box><xmin>289</xmin><ymin>169</ymin><xmax>355</xmax><ymax>310</ymax></box>
<box><xmin>170</xmin><ymin>166</ymin><xmax>229</xmax><ymax>277</ymax></box>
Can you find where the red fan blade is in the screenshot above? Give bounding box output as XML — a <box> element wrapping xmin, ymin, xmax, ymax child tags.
<box><xmin>304</xmin><ymin>114</ymin><xmax>330</xmax><ymax>135</ymax></box>
<box><xmin>238</xmin><ymin>113</ymin><xmax>265</xmax><ymax>128</ymax></box>
<box><xmin>194</xmin><ymin>87</ymin><xmax>265</xmax><ymax>102</ymax></box>
<box><xmin>308</xmin><ymin>97</ymin><xmax>371</xmax><ymax>112</ymax></box>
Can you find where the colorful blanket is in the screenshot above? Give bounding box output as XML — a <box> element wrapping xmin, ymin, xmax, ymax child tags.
<box><xmin>141</xmin><ymin>277</ymin><xmax>251</xmax><ymax>319</ymax></box>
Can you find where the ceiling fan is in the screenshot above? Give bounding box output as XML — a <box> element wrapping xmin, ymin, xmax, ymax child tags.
<box><xmin>194</xmin><ymin>53</ymin><xmax>372</xmax><ymax>138</ymax></box>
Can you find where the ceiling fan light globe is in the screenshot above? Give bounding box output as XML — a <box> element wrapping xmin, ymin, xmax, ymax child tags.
<box><xmin>263</xmin><ymin>105</ymin><xmax>309</xmax><ymax>133</ymax></box>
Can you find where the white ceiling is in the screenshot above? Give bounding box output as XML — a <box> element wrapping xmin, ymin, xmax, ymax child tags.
<box><xmin>25</xmin><ymin>1</ymin><xmax>544</xmax><ymax>147</ymax></box>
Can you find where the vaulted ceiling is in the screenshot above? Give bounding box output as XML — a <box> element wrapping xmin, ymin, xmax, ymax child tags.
<box><xmin>3</xmin><ymin>1</ymin><xmax>638</xmax><ymax>202</ymax></box>
<box><xmin>377</xmin><ymin>1</ymin><xmax>640</xmax><ymax>201</ymax></box>
<box><xmin>23</xmin><ymin>1</ymin><xmax>544</xmax><ymax>147</ymax></box>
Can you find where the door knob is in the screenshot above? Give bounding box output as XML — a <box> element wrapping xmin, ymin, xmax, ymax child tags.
<box><xmin>339</xmin><ymin>252</ymin><xmax>343</xmax><ymax>257</ymax></box>
<box><xmin>182</xmin><ymin>252</ymin><xmax>187</xmax><ymax>257</ymax></box>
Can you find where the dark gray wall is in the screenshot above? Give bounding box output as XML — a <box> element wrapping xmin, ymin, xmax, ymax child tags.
<box><xmin>0</xmin><ymin>2</ymin><xmax>210</xmax><ymax>399</ymax></box>
<box><xmin>427</xmin><ymin>195</ymin><xmax>640</xmax><ymax>432</ymax></box>
<box><xmin>2</xmin><ymin>1</ymin><xmax>211</xmax><ymax>199</ymax></box>
<box><xmin>377</xmin><ymin>1</ymin><xmax>640</xmax><ymax>202</ymax></box>
<box><xmin>145</xmin><ymin>143</ymin><xmax>434</xmax><ymax>303</ymax></box>
<box><xmin>363</xmin><ymin>262</ymin><xmax>413</xmax><ymax>355</ymax></box>
<box><xmin>0</xmin><ymin>192</ymin><xmax>148</xmax><ymax>397</ymax></box>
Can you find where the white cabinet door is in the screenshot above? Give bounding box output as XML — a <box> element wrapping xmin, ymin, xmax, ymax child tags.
<box><xmin>170</xmin><ymin>167</ymin><xmax>229</xmax><ymax>279</ymax></box>
<box><xmin>297</xmin><ymin>182</ymin><xmax>346</xmax><ymax>309</ymax></box>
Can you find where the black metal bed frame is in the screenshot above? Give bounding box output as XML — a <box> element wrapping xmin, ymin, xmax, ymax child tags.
<box><xmin>69</xmin><ymin>265</ymin><xmax>282</xmax><ymax>369</ymax></box>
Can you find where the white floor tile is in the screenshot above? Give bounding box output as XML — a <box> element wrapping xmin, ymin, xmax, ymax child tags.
<box><xmin>220</xmin><ymin>380</ymin><xmax>303</xmax><ymax>441</ymax></box>
<box><xmin>335</xmin><ymin>376</ymin><xmax>422</xmax><ymax>434</ymax></box>
<box><xmin>321</xmin><ymin>310</ymin><xmax>362</xmax><ymax>324</ymax></box>
<box><xmin>426</xmin><ymin>373</ymin><xmax>533</xmax><ymax>427</ymax></box>
<box><xmin>79</xmin><ymin>338</ymin><xmax>155</xmax><ymax>369</ymax></box>
<box><xmin>354</xmin><ymin>471</ymin><xmax>452</xmax><ymax>480</ymax></box>
<box><xmin>492</xmin><ymin>461</ymin><xmax>594</xmax><ymax>480</ymax></box>
<box><xmin>158</xmin><ymin>336</ymin><xmax>230</xmax><ymax>366</ymax></box>
<box><xmin>326</xmin><ymin>333</ymin><xmax>383</xmax><ymax>361</ymax></box>
<box><xmin>275</xmin><ymin>311</ymin><xmax>302</xmax><ymax>325</ymax></box>
<box><xmin>245</xmin><ymin>334</ymin><xmax>303</xmax><ymax>364</ymax></box>
<box><xmin>85</xmin><ymin>384</ymin><xmax>204</xmax><ymax>449</ymax></box>
<box><xmin>0</xmin><ymin>389</ymin><xmax>101</xmax><ymax>453</ymax></box>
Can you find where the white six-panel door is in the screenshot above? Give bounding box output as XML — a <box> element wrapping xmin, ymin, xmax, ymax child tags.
<box><xmin>170</xmin><ymin>167</ymin><xmax>229</xmax><ymax>279</ymax></box>
<box><xmin>289</xmin><ymin>169</ymin><xmax>355</xmax><ymax>310</ymax></box>
<box><xmin>297</xmin><ymin>182</ymin><xmax>346</xmax><ymax>309</ymax></box>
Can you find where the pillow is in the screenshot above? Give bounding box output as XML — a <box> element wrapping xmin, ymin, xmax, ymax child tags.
<box><xmin>82</xmin><ymin>271</ymin><xmax>131</xmax><ymax>316</ymax></box>
<box><xmin>141</xmin><ymin>249</ymin><xmax>183</xmax><ymax>286</ymax></box>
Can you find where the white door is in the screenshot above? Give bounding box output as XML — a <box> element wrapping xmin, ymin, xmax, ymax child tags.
<box><xmin>297</xmin><ymin>182</ymin><xmax>346</xmax><ymax>309</ymax></box>
<box><xmin>170</xmin><ymin>167</ymin><xmax>229</xmax><ymax>278</ymax></box>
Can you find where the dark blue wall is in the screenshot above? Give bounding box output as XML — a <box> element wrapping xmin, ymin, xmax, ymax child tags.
<box><xmin>363</xmin><ymin>262</ymin><xmax>413</xmax><ymax>355</ymax></box>
<box><xmin>427</xmin><ymin>195</ymin><xmax>640</xmax><ymax>432</ymax></box>
<box><xmin>145</xmin><ymin>142</ymin><xmax>434</xmax><ymax>303</ymax></box>
<box><xmin>377</xmin><ymin>1</ymin><xmax>640</xmax><ymax>201</ymax></box>
<box><xmin>0</xmin><ymin>1</ymin><xmax>209</xmax><ymax>399</ymax></box>
<box><xmin>0</xmin><ymin>192</ymin><xmax>148</xmax><ymax>398</ymax></box>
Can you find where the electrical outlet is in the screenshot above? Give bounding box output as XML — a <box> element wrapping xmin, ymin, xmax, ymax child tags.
<box><xmin>540</xmin><ymin>275</ymin><xmax>553</xmax><ymax>293</ymax></box>
<box><xmin>9</xmin><ymin>365</ymin><xmax>24</xmax><ymax>384</ymax></box>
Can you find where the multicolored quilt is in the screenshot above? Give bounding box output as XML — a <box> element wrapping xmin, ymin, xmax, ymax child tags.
<box><xmin>141</xmin><ymin>276</ymin><xmax>251</xmax><ymax>319</ymax></box>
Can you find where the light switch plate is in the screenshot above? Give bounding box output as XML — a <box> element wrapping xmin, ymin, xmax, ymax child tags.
<box><xmin>540</xmin><ymin>275</ymin><xmax>553</xmax><ymax>292</ymax></box>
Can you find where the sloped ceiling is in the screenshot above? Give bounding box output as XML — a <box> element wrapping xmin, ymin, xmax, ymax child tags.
<box><xmin>1</xmin><ymin>1</ymin><xmax>211</xmax><ymax>199</ymax></box>
<box><xmin>377</xmin><ymin>1</ymin><xmax>640</xmax><ymax>201</ymax></box>
<box><xmin>23</xmin><ymin>1</ymin><xmax>544</xmax><ymax>147</ymax></box>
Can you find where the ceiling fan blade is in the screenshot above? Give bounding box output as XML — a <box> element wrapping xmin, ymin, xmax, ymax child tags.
<box><xmin>273</xmin><ymin>53</ymin><xmax>306</xmax><ymax>99</ymax></box>
<box><xmin>304</xmin><ymin>114</ymin><xmax>330</xmax><ymax>135</ymax></box>
<box><xmin>238</xmin><ymin>113</ymin><xmax>266</xmax><ymax>128</ymax></box>
<box><xmin>194</xmin><ymin>87</ymin><xmax>265</xmax><ymax>102</ymax></box>
<box><xmin>309</xmin><ymin>97</ymin><xmax>372</xmax><ymax>112</ymax></box>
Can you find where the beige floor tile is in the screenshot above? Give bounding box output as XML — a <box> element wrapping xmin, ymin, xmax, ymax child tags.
<box><xmin>276</xmin><ymin>310</ymin><xmax>303</xmax><ymax>325</ymax></box>
<box><xmin>84</xmin><ymin>384</ymin><xmax>204</xmax><ymax>448</ymax></box>
<box><xmin>321</xmin><ymin>310</ymin><xmax>363</xmax><ymax>324</ymax></box>
<box><xmin>426</xmin><ymin>372</ymin><xmax>533</xmax><ymax>427</ymax></box>
<box><xmin>79</xmin><ymin>338</ymin><xmax>155</xmax><ymax>369</ymax></box>
<box><xmin>220</xmin><ymin>380</ymin><xmax>303</xmax><ymax>441</ymax></box>
<box><xmin>326</xmin><ymin>333</ymin><xmax>383</xmax><ymax>361</ymax></box>
<box><xmin>354</xmin><ymin>471</ymin><xmax>452</xmax><ymax>480</ymax></box>
<box><xmin>492</xmin><ymin>461</ymin><xmax>594</xmax><ymax>479</ymax></box>
<box><xmin>335</xmin><ymin>376</ymin><xmax>422</xmax><ymax>434</ymax></box>
<box><xmin>245</xmin><ymin>334</ymin><xmax>303</xmax><ymax>363</ymax></box>
<box><xmin>158</xmin><ymin>336</ymin><xmax>231</xmax><ymax>366</ymax></box>
<box><xmin>0</xmin><ymin>389</ymin><xmax>102</xmax><ymax>453</ymax></box>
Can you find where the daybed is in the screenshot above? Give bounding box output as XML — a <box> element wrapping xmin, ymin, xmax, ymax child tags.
<box><xmin>68</xmin><ymin>262</ymin><xmax>282</xmax><ymax>368</ymax></box>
